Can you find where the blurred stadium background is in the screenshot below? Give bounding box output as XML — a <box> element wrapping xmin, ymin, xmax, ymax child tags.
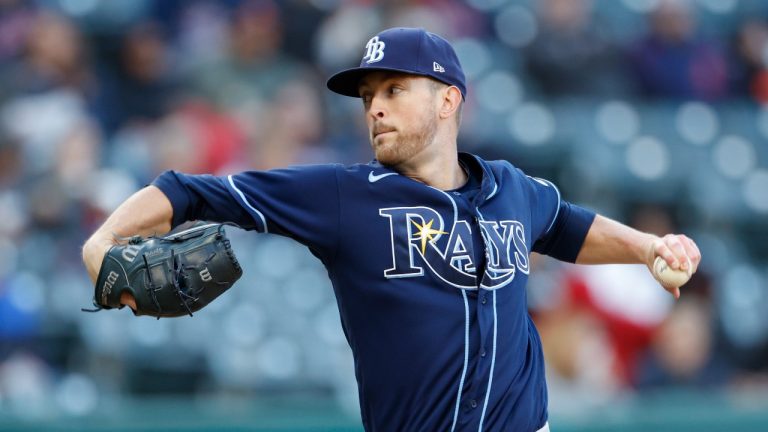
<box><xmin>1</xmin><ymin>0</ymin><xmax>768</xmax><ymax>430</ymax></box>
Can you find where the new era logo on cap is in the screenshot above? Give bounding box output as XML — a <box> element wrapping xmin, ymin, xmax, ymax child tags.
<box><xmin>326</xmin><ymin>27</ymin><xmax>467</xmax><ymax>99</ymax></box>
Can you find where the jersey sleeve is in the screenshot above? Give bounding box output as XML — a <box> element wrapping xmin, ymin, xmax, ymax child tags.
<box><xmin>518</xmin><ymin>171</ymin><xmax>596</xmax><ymax>263</ymax></box>
<box><xmin>151</xmin><ymin>164</ymin><xmax>340</xmax><ymax>263</ymax></box>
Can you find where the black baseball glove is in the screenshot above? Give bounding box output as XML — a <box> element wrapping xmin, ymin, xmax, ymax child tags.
<box><xmin>84</xmin><ymin>222</ymin><xmax>243</xmax><ymax>318</ymax></box>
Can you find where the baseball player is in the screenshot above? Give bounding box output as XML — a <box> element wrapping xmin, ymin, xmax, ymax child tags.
<box><xmin>82</xmin><ymin>28</ymin><xmax>701</xmax><ymax>432</ymax></box>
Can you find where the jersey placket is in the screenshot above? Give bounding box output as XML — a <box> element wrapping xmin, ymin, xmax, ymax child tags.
<box><xmin>472</xmin><ymin>207</ymin><xmax>500</xmax><ymax>430</ymax></box>
<box><xmin>450</xmin><ymin>192</ymin><xmax>497</xmax><ymax>429</ymax></box>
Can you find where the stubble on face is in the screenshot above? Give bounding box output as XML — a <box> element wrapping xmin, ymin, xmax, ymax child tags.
<box><xmin>371</xmin><ymin>102</ymin><xmax>438</xmax><ymax>168</ymax></box>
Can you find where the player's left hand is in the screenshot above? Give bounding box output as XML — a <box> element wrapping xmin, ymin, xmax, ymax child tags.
<box><xmin>646</xmin><ymin>234</ymin><xmax>701</xmax><ymax>299</ymax></box>
<box><xmin>83</xmin><ymin>222</ymin><xmax>243</xmax><ymax>318</ymax></box>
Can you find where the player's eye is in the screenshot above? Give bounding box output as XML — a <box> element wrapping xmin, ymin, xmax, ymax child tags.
<box><xmin>389</xmin><ymin>86</ymin><xmax>402</xmax><ymax>95</ymax></box>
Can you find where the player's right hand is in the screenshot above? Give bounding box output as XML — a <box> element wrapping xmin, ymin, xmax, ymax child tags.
<box><xmin>645</xmin><ymin>234</ymin><xmax>701</xmax><ymax>298</ymax></box>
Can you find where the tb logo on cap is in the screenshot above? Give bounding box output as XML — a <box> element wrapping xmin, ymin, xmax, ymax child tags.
<box><xmin>364</xmin><ymin>36</ymin><xmax>386</xmax><ymax>64</ymax></box>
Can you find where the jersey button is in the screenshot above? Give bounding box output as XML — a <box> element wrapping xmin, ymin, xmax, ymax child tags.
<box><xmin>481</xmin><ymin>295</ymin><xmax>487</xmax><ymax>305</ymax></box>
<box><xmin>470</xmin><ymin>399</ymin><xmax>478</xmax><ymax>409</ymax></box>
<box><xmin>481</xmin><ymin>349</ymin><xmax>487</xmax><ymax>357</ymax></box>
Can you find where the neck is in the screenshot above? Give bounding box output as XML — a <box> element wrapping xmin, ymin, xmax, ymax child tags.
<box><xmin>394</xmin><ymin>139</ymin><xmax>467</xmax><ymax>190</ymax></box>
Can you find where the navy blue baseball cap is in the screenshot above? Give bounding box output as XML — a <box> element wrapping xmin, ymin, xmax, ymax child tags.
<box><xmin>326</xmin><ymin>27</ymin><xmax>466</xmax><ymax>99</ymax></box>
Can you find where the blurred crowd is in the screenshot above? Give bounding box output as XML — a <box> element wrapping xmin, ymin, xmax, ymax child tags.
<box><xmin>1</xmin><ymin>0</ymin><xmax>767</xmax><ymax>423</ymax></box>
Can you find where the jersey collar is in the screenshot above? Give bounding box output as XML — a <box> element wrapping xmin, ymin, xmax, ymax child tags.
<box><xmin>367</xmin><ymin>153</ymin><xmax>499</xmax><ymax>203</ymax></box>
<box><xmin>459</xmin><ymin>152</ymin><xmax>499</xmax><ymax>205</ymax></box>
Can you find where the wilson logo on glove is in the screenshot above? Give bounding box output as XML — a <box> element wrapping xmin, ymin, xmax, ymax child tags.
<box><xmin>101</xmin><ymin>271</ymin><xmax>119</xmax><ymax>305</ymax></box>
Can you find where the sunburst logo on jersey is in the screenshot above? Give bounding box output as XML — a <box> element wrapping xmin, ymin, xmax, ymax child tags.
<box><xmin>411</xmin><ymin>219</ymin><xmax>448</xmax><ymax>255</ymax></box>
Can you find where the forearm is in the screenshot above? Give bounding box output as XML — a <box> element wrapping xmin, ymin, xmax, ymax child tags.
<box><xmin>82</xmin><ymin>185</ymin><xmax>173</xmax><ymax>283</ymax></box>
<box><xmin>575</xmin><ymin>214</ymin><xmax>656</xmax><ymax>265</ymax></box>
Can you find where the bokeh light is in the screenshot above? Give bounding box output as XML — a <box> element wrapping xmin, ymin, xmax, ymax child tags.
<box><xmin>675</xmin><ymin>102</ymin><xmax>719</xmax><ymax>146</ymax></box>
<box><xmin>476</xmin><ymin>71</ymin><xmax>523</xmax><ymax>113</ymax></box>
<box><xmin>712</xmin><ymin>135</ymin><xmax>756</xmax><ymax>179</ymax></box>
<box><xmin>626</xmin><ymin>136</ymin><xmax>670</xmax><ymax>180</ymax></box>
<box><xmin>495</xmin><ymin>5</ymin><xmax>538</xmax><ymax>48</ymax></box>
<box><xmin>509</xmin><ymin>102</ymin><xmax>555</xmax><ymax>146</ymax></box>
<box><xmin>595</xmin><ymin>100</ymin><xmax>641</xmax><ymax>144</ymax></box>
<box><xmin>743</xmin><ymin>169</ymin><xmax>768</xmax><ymax>213</ymax></box>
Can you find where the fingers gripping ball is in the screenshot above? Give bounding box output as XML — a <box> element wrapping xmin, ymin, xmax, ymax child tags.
<box><xmin>88</xmin><ymin>223</ymin><xmax>242</xmax><ymax>318</ymax></box>
<box><xmin>652</xmin><ymin>256</ymin><xmax>692</xmax><ymax>288</ymax></box>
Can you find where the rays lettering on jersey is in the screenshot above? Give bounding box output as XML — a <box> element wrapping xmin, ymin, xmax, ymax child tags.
<box><xmin>379</xmin><ymin>206</ymin><xmax>529</xmax><ymax>290</ymax></box>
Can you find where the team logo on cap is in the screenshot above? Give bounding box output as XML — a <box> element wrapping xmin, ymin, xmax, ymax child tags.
<box><xmin>363</xmin><ymin>36</ymin><xmax>386</xmax><ymax>64</ymax></box>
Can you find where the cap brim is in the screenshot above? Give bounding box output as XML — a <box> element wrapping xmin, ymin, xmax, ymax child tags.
<box><xmin>326</xmin><ymin>66</ymin><xmax>434</xmax><ymax>98</ymax></box>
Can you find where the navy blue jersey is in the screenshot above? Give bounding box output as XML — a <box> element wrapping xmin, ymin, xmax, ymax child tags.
<box><xmin>153</xmin><ymin>152</ymin><xmax>595</xmax><ymax>432</ymax></box>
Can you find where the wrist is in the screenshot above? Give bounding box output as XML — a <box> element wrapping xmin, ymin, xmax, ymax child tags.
<box><xmin>635</xmin><ymin>233</ymin><xmax>660</xmax><ymax>267</ymax></box>
<box><xmin>82</xmin><ymin>233</ymin><xmax>115</xmax><ymax>283</ymax></box>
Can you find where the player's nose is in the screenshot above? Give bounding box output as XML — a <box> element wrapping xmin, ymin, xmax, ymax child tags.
<box><xmin>367</xmin><ymin>96</ymin><xmax>386</xmax><ymax>119</ymax></box>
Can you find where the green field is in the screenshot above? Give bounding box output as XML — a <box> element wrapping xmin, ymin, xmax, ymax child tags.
<box><xmin>2</xmin><ymin>390</ymin><xmax>767</xmax><ymax>432</ymax></box>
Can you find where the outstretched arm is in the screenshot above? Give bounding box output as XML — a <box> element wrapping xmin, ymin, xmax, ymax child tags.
<box><xmin>575</xmin><ymin>214</ymin><xmax>701</xmax><ymax>299</ymax></box>
<box><xmin>82</xmin><ymin>185</ymin><xmax>173</xmax><ymax>284</ymax></box>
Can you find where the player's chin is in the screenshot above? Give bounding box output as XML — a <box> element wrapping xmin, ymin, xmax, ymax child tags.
<box><xmin>373</xmin><ymin>144</ymin><xmax>402</xmax><ymax>166</ymax></box>
<box><xmin>372</xmin><ymin>136</ymin><xmax>395</xmax><ymax>158</ymax></box>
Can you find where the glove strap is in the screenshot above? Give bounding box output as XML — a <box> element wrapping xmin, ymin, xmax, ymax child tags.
<box><xmin>80</xmin><ymin>303</ymin><xmax>103</xmax><ymax>313</ymax></box>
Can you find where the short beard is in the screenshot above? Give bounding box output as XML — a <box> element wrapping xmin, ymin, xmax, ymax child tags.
<box><xmin>373</xmin><ymin>107</ymin><xmax>438</xmax><ymax>167</ymax></box>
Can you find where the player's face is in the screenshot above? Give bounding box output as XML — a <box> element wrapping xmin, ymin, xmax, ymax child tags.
<box><xmin>359</xmin><ymin>72</ymin><xmax>440</xmax><ymax>167</ymax></box>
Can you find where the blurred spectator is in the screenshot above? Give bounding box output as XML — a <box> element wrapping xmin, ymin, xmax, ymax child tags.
<box><xmin>244</xmin><ymin>79</ymin><xmax>334</xmax><ymax>169</ymax></box>
<box><xmin>113</xmin><ymin>21</ymin><xmax>179</xmax><ymax>126</ymax></box>
<box><xmin>150</xmin><ymin>100</ymin><xmax>245</xmax><ymax>174</ymax></box>
<box><xmin>0</xmin><ymin>127</ymin><xmax>21</xmax><ymax>189</ymax></box>
<box><xmin>183</xmin><ymin>0</ymin><xmax>324</xmax><ymax>170</ymax></box>
<box><xmin>730</xmin><ymin>19</ymin><xmax>768</xmax><ymax>103</ymax></box>
<box><xmin>279</xmin><ymin>0</ymin><xmax>329</xmax><ymax>62</ymax></box>
<box><xmin>4</xmin><ymin>11</ymin><xmax>92</xmax><ymax>97</ymax></box>
<box><xmin>188</xmin><ymin>0</ymin><xmax>313</xmax><ymax>108</ymax></box>
<box><xmin>381</xmin><ymin>0</ymin><xmax>484</xmax><ymax>39</ymax></box>
<box><xmin>628</xmin><ymin>0</ymin><xmax>729</xmax><ymax>100</ymax></box>
<box><xmin>314</xmin><ymin>3</ymin><xmax>383</xmax><ymax>73</ymax></box>
<box><xmin>531</xmin><ymin>256</ymin><xmax>626</xmax><ymax>410</ymax></box>
<box><xmin>524</xmin><ymin>0</ymin><xmax>630</xmax><ymax>98</ymax></box>
<box><xmin>0</xmin><ymin>0</ymin><xmax>35</xmax><ymax>64</ymax></box>
<box><xmin>540</xmin><ymin>205</ymin><xmax>682</xmax><ymax>390</ymax></box>
<box><xmin>635</xmin><ymin>295</ymin><xmax>730</xmax><ymax>389</ymax></box>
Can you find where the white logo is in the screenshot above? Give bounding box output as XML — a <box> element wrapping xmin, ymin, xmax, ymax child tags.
<box><xmin>199</xmin><ymin>267</ymin><xmax>212</xmax><ymax>282</ymax></box>
<box><xmin>368</xmin><ymin>172</ymin><xmax>398</xmax><ymax>183</ymax></box>
<box><xmin>433</xmin><ymin>62</ymin><xmax>445</xmax><ymax>73</ymax></box>
<box><xmin>364</xmin><ymin>36</ymin><xmax>386</xmax><ymax>64</ymax></box>
<box><xmin>122</xmin><ymin>245</ymin><xmax>140</xmax><ymax>263</ymax></box>
<box><xmin>101</xmin><ymin>271</ymin><xmax>119</xmax><ymax>304</ymax></box>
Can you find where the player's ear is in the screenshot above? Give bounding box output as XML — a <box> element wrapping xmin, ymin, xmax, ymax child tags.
<box><xmin>438</xmin><ymin>86</ymin><xmax>462</xmax><ymax>121</ymax></box>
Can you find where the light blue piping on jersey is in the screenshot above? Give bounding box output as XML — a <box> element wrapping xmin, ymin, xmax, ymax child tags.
<box><xmin>529</xmin><ymin>176</ymin><xmax>561</xmax><ymax>235</ymax></box>
<box><xmin>450</xmin><ymin>289</ymin><xmax>470</xmax><ymax>432</ymax></box>
<box><xmin>487</xmin><ymin>181</ymin><xmax>499</xmax><ymax>200</ymax></box>
<box><xmin>478</xmin><ymin>289</ymin><xmax>498</xmax><ymax>432</ymax></box>
<box><xmin>475</xmin><ymin>207</ymin><xmax>498</xmax><ymax>431</ymax></box>
<box><xmin>227</xmin><ymin>175</ymin><xmax>268</xmax><ymax>233</ymax></box>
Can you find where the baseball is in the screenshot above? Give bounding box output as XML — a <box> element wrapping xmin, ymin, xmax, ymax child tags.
<box><xmin>652</xmin><ymin>256</ymin><xmax>692</xmax><ymax>287</ymax></box>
